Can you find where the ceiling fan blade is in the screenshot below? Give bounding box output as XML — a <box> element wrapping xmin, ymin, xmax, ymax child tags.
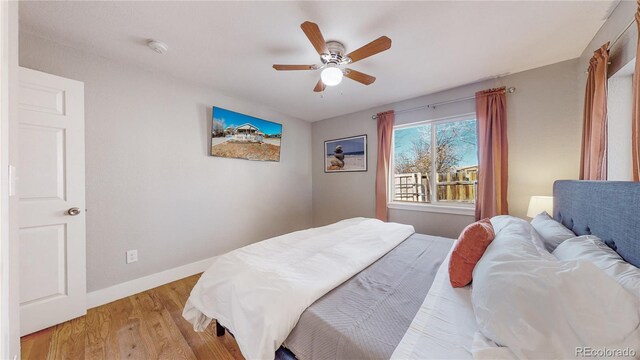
<box><xmin>344</xmin><ymin>69</ymin><xmax>376</xmax><ymax>85</ymax></box>
<box><xmin>346</xmin><ymin>36</ymin><xmax>392</xmax><ymax>63</ymax></box>
<box><xmin>273</xmin><ymin>64</ymin><xmax>316</xmax><ymax>71</ymax></box>
<box><xmin>301</xmin><ymin>21</ymin><xmax>329</xmax><ymax>55</ymax></box>
<box><xmin>313</xmin><ymin>79</ymin><xmax>326</xmax><ymax>92</ymax></box>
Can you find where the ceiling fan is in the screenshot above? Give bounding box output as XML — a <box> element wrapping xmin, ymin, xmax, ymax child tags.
<box><xmin>273</xmin><ymin>21</ymin><xmax>392</xmax><ymax>92</ymax></box>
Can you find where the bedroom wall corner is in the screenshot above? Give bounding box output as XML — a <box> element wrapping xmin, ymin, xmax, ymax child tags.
<box><xmin>504</xmin><ymin>58</ymin><xmax>581</xmax><ymax>217</ymax></box>
<box><xmin>578</xmin><ymin>1</ymin><xmax>637</xmax><ymax>81</ymax></box>
<box><xmin>18</xmin><ymin>32</ymin><xmax>313</xmax><ymax>294</ymax></box>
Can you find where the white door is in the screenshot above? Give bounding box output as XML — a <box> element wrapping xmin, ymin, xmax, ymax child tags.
<box><xmin>18</xmin><ymin>67</ymin><xmax>86</xmax><ymax>335</ymax></box>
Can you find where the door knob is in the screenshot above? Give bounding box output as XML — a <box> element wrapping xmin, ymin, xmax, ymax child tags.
<box><xmin>67</xmin><ymin>207</ymin><xmax>81</xmax><ymax>216</ymax></box>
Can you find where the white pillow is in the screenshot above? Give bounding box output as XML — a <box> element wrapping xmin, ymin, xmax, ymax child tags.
<box><xmin>473</xmin><ymin>259</ymin><xmax>640</xmax><ymax>359</ymax></box>
<box><xmin>473</xmin><ymin>219</ymin><xmax>640</xmax><ymax>358</ymax></box>
<box><xmin>553</xmin><ymin>235</ymin><xmax>640</xmax><ymax>298</ymax></box>
<box><xmin>489</xmin><ymin>215</ymin><xmax>555</xmax><ymax>261</ymax></box>
<box><xmin>530</xmin><ymin>211</ymin><xmax>575</xmax><ymax>252</ymax></box>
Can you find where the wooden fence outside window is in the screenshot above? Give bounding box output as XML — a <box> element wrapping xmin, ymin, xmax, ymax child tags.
<box><xmin>393</xmin><ymin>166</ymin><xmax>478</xmax><ymax>203</ymax></box>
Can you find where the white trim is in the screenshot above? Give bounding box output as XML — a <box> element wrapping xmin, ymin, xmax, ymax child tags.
<box><xmin>1</xmin><ymin>2</ymin><xmax>19</xmax><ymax>358</ymax></box>
<box><xmin>393</xmin><ymin>112</ymin><xmax>476</xmax><ymax>129</ymax></box>
<box><xmin>389</xmin><ymin>113</ymin><xmax>478</xmax><ymax>206</ymax></box>
<box><xmin>87</xmin><ymin>256</ymin><xmax>216</xmax><ymax>309</ymax></box>
<box><xmin>388</xmin><ymin>202</ymin><xmax>475</xmax><ymax>216</ymax></box>
<box><xmin>0</xmin><ymin>2</ymin><xmax>9</xmax><ymax>355</ymax></box>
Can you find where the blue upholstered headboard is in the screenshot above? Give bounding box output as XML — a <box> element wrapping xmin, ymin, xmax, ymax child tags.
<box><xmin>553</xmin><ymin>180</ymin><xmax>640</xmax><ymax>268</ymax></box>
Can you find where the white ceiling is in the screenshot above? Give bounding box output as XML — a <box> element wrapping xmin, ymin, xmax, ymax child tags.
<box><xmin>19</xmin><ymin>1</ymin><xmax>617</xmax><ymax>122</ymax></box>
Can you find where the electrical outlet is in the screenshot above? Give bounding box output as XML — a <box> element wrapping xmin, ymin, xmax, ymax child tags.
<box><xmin>126</xmin><ymin>250</ymin><xmax>138</xmax><ymax>264</ymax></box>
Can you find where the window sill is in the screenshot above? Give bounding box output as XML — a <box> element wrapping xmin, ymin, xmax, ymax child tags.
<box><xmin>387</xmin><ymin>202</ymin><xmax>476</xmax><ymax>216</ymax></box>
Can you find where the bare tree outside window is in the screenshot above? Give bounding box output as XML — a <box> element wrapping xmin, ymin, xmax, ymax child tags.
<box><xmin>393</xmin><ymin>119</ymin><xmax>478</xmax><ymax>204</ymax></box>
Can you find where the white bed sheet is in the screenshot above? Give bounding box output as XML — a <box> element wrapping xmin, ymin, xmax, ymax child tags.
<box><xmin>391</xmin><ymin>248</ymin><xmax>479</xmax><ymax>360</ymax></box>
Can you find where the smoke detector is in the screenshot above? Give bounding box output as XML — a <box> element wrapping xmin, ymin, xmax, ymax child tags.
<box><xmin>147</xmin><ymin>40</ymin><xmax>168</xmax><ymax>54</ymax></box>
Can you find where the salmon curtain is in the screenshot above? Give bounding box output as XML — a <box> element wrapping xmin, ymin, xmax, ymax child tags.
<box><xmin>475</xmin><ymin>87</ymin><xmax>508</xmax><ymax>220</ymax></box>
<box><xmin>580</xmin><ymin>43</ymin><xmax>609</xmax><ymax>180</ymax></box>
<box><xmin>375</xmin><ymin>111</ymin><xmax>394</xmax><ymax>221</ymax></box>
<box><xmin>633</xmin><ymin>1</ymin><xmax>640</xmax><ymax>181</ymax></box>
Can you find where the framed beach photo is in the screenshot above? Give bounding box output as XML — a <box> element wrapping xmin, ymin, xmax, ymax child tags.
<box><xmin>210</xmin><ymin>107</ymin><xmax>283</xmax><ymax>162</ymax></box>
<box><xmin>324</xmin><ymin>135</ymin><xmax>367</xmax><ymax>173</ymax></box>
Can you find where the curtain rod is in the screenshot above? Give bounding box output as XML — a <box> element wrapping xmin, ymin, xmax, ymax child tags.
<box><xmin>582</xmin><ymin>17</ymin><xmax>635</xmax><ymax>74</ymax></box>
<box><xmin>371</xmin><ymin>86</ymin><xmax>516</xmax><ymax>119</ymax></box>
<box><xmin>608</xmin><ymin>17</ymin><xmax>635</xmax><ymax>51</ymax></box>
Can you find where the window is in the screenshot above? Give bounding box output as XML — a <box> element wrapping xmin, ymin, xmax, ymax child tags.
<box><xmin>392</xmin><ymin>115</ymin><xmax>478</xmax><ymax>207</ymax></box>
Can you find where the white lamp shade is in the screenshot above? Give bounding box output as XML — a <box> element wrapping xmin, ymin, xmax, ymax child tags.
<box><xmin>320</xmin><ymin>65</ymin><xmax>343</xmax><ymax>86</ymax></box>
<box><xmin>527</xmin><ymin>196</ymin><xmax>553</xmax><ymax>218</ymax></box>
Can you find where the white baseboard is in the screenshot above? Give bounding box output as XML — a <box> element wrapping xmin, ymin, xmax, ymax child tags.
<box><xmin>87</xmin><ymin>256</ymin><xmax>216</xmax><ymax>309</ymax></box>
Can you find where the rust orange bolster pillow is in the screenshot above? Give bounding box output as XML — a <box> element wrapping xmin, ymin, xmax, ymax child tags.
<box><xmin>449</xmin><ymin>218</ymin><xmax>495</xmax><ymax>288</ymax></box>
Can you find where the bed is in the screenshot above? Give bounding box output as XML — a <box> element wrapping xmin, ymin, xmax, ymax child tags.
<box><xmin>184</xmin><ymin>180</ymin><xmax>640</xmax><ymax>360</ymax></box>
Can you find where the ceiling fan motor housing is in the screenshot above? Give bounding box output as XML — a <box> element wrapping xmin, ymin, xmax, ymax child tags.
<box><xmin>321</xmin><ymin>41</ymin><xmax>351</xmax><ymax>65</ymax></box>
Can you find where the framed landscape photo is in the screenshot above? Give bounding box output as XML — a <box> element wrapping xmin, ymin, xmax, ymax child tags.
<box><xmin>210</xmin><ymin>107</ymin><xmax>282</xmax><ymax>162</ymax></box>
<box><xmin>324</xmin><ymin>135</ymin><xmax>367</xmax><ymax>173</ymax></box>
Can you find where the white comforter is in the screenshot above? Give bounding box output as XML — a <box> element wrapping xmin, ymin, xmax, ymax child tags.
<box><xmin>183</xmin><ymin>217</ymin><xmax>414</xmax><ymax>360</ymax></box>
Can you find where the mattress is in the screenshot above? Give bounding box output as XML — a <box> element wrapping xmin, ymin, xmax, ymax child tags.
<box><xmin>282</xmin><ymin>233</ymin><xmax>454</xmax><ymax>360</ymax></box>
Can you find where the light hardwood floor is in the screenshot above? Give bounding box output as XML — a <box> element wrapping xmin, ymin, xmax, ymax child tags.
<box><xmin>20</xmin><ymin>274</ymin><xmax>244</xmax><ymax>360</ymax></box>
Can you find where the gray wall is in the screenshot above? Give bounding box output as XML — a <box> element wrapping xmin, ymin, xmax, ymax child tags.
<box><xmin>19</xmin><ymin>33</ymin><xmax>313</xmax><ymax>292</ymax></box>
<box><xmin>312</xmin><ymin>59</ymin><xmax>581</xmax><ymax>238</ymax></box>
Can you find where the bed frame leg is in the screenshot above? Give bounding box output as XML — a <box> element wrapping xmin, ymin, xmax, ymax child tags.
<box><xmin>215</xmin><ymin>321</ymin><xmax>225</xmax><ymax>337</ymax></box>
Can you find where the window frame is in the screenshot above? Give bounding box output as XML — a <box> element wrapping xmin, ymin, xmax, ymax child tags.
<box><xmin>388</xmin><ymin>113</ymin><xmax>477</xmax><ymax>216</ymax></box>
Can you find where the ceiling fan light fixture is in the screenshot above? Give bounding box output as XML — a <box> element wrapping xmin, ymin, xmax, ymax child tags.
<box><xmin>321</xmin><ymin>65</ymin><xmax>343</xmax><ymax>86</ymax></box>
